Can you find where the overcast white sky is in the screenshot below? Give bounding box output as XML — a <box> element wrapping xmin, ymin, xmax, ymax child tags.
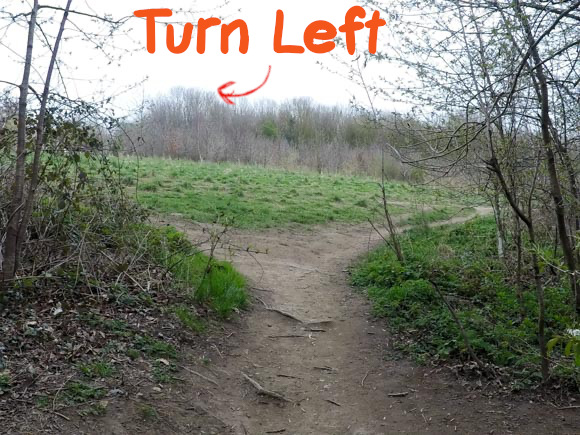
<box><xmin>1</xmin><ymin>0</ymin><xmax>401</xmax><ymax>112</ymax></box>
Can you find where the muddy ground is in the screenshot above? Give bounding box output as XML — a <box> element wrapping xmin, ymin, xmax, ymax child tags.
<box><xmin>60</xmin><ymin>215</ymin><xmax>579</xmax><ymax>434</ymax></box>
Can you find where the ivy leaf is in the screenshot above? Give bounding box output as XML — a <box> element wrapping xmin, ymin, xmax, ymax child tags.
<box><xmin>564</xmin><ymin>339</ymin><xmax>573</xmax><ymax>357</ymax></box>
<box><xmin>546</xmin><ymin>337</ymin><xmax>560</xmax><ymax>354</ymax></box>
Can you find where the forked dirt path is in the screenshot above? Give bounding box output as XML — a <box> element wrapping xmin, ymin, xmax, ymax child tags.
<box><xmin>161</xmin><ymin>212</ymin><xmax>579</xmax><ymax>435</ymax></box>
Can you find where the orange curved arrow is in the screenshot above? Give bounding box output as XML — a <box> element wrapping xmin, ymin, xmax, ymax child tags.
<box><xmin>218</xmin><ymin>66</ymin><xmax>272</xmax><ymax>105</ymax></box>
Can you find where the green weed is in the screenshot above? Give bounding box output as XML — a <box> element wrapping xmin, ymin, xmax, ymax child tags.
<box><xmin>0</xmin><ymin>373</ymin><xmax>11</xmax><ymax>394</ymax></box>
<box><xmin>64</xmin><ymin>382</ymin><xmax>106</xmax><ymax>404</ymax></box>
<box><xmin>173</xmin><ymin>305</ymin><xmax>206</xmax><ymax>333</ymax></box>
<box><xmin>78</xmin><ymin>360</ymin><xmax>115</xmax><ymax>378</ymax></box>
<box><xmin>35</xmin><ymin>395</ymin><xmax>51</xmax><ymax>409</ymax></box>
<box><xmin>152</xmin><ymin>361</ymin><xmax>177</xmax><ymax>383</ymax></box>
<box><xmin>138</xmin><ymin>403</ymin><xmax>158</xmax><ymax>421</ymax></box>
<box><xmin>134</xmin><ymin>335</ymin><xmax>177</xmax><ymax>359</ymax></box>
<box><xmin>80</xmin><ymin>402</ymin><xmax>108</xmax><ymax>417</ymax></box>
<box><xmin>126</xmin><ymin>348</ymin><xmax>140</xmax><ymax>360</ymax></box>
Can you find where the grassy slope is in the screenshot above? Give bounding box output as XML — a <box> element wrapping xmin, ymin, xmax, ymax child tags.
<box><xmin>352</xmin><ymin>217</ymin><xmax>578</xmax><ymax>388</ymax></box>
<box><xmin>145</xmin><ymin>225</ymin><xmax>247</xmax><ymax>317</ymax></box>
<box><xmin>119</xmin><ymin>157</ymin><xmax>474</xmax><ymax>228</ymax></box>
<box><xmin>1</xmin><ymin>200</ymin><xmax>248</xmax><ymax>421</ymax></box>
<box><xmin>31</xmin><ymin>222</ymin><xmax>248</xmax><ymax>415</ymax></box>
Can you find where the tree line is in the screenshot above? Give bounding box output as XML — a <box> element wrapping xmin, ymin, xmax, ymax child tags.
<box><xmin>124</xmin><ymin>89</ymin><xmax>427</xmax><ymax>181</ymax></box>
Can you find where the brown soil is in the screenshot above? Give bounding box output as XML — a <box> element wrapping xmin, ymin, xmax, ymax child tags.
<box><xmin>69</xmin><ymin>214</ymin><xmax>578</xmax><ymax>434</ymax></box>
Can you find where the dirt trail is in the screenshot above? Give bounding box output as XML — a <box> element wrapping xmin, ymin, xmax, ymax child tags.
<box><xmin>154</xmin><ymin>212</ymin><xmax>578</xmax><ymax>435</ymax></box>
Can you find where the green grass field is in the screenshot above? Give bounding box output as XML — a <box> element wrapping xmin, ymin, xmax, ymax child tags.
<box><xmin>118</xmin><ymin>157</ymin><xmax>474</xmax><ymax>228</ymax></box>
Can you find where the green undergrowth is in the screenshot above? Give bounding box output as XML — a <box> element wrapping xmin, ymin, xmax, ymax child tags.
<box><xmin>1</xmin><ymin>146</ymin><xmax>250</xmax><ymax>423</ymax></box>
<box><xmin>4</xmin><ymin>204</ymin><xmax>247</xmax><ymax>416</ymax></box>
<box><xmin>32</xmin><ymin>220</ymin><xmax>247</xmax><ymax>412</ymax></box>
<box><xmin>352</xmin><ymin>217</ymin><xmax>579</xmax><ymax>388</ymax></box>
<box><xmin>118</xmin><ymin>157</ymin><xmax>475</xmax><ymax>228</ymax></box>
<box><xmin>32</xmin><ymin>223</ymin><xmax>247</xmax><ymax>413</ymax></box>
<box><xmin>144</xmin><ymin>225</ymin><xmax>247</xmax><ymax>318</ymax></box>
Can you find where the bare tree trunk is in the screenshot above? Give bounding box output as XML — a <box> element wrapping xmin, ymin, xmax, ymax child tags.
<box><xmin>514</xmin><ymin>213</ymin><xmax>526</xmax><ymax>319</ymax></box>
<box><xmin>529</xmin><ymin>231</ymin><xmax>550</xmax><ymax>382</ymax></box>
<box><xmin>1</xmin><ymin>0</ymin><xmax>39</xmax><ymax>285</ymax></box>
<box><xmin>381</xmin><ymin>148</ymin><xmax>404</xmax><ymax>263</ymax></box>
<box><xmin>515</xmin><ymin>0</ymin><xmax>579</xmax><ymax>313</ymax></box>
<box><xmin>429</xmin><ymin>279</ymin><xmax>486</xmax><ymax>371</ymax></box>
<box><xmin>491</xmin><ymin>186</ymin><xmax>505</xmax><ymax>260</ymax></box>
<box><xmin>14</xmin><ymin>0</ymin><xmax>73</xmax><ymax>272</ymax></box>
<box><xmin>489</xmin><ymin>152</ymin><xmax>549</xmax><ymax>381</ymax></box>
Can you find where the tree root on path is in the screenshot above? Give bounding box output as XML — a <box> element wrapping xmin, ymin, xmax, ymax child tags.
<box><xmin>387</xmin><ymin>392</ymin><xmax>409</xmax><ymax>397</ymax></box>
<box><xmin>242</xmin><ymin>373</ymin><xmax>292</xmax><ymax>403</ymax></box>
<box><xmin>254</xmin><ymin>296</ymin><xmax>305</xmax><ymax>323</ymax></box>
<box><xmin>255</xmin><ymin>295</ymin><xmax>335</xmax><ymax>325</ymax></box>
<box><xmin>181</xmin><ymin>366</ymin><xmax>220</xmax><ymax>387</ymax></box>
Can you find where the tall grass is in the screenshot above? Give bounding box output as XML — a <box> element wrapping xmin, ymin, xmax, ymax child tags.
<box><xmin>145</xmin><ymin>226</ymin><xmax>247</xmax><ymax>318</ymax></box>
